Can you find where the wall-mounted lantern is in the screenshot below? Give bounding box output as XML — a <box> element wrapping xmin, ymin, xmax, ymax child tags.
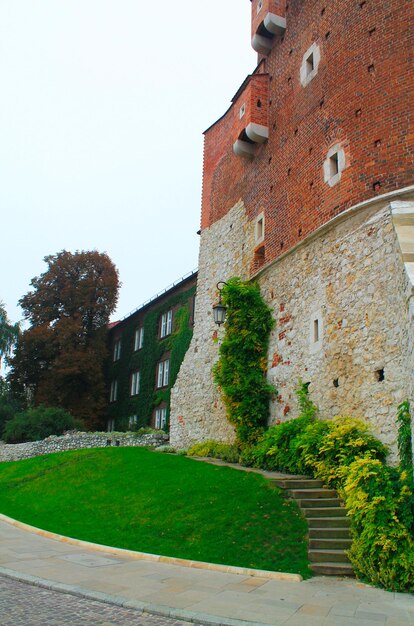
<box><xmin>212</xmin><ymin>281</ymin><xmax>227</xmax><ymax>326</ymax></box>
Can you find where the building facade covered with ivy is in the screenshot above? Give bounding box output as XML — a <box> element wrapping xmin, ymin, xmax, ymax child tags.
<box><xmin>106</xmin><ymin>271</ymin><xmax>197</xmax><ymax>432</ymax></box>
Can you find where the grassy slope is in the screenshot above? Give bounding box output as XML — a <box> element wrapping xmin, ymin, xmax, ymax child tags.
<box><xmin>0</xmin><ymin>448</ymin><xmax>310</xmax><ymax>577</ymax></box>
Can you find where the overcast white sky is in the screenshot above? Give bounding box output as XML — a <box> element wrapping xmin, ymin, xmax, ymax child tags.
<box><xmin>0</xmin><ymin>1</ymin><xmax>256</xmax><ymax>323</ymax></box>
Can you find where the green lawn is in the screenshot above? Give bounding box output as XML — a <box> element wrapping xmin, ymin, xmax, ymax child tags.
<box><xmin>0</xmin><ymin>447</ymin><xmax>311</xmax><ymax>577</ymax></box>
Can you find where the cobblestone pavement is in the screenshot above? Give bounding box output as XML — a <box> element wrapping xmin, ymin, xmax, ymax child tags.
<box><xmin>0</xmin><ymin>576</ymin><xmax>195</xmax><ymax>626</ymax></box>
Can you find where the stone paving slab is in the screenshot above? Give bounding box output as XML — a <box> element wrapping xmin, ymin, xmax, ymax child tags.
<box><xmin>0</xmin><ymin>517</ymin><xmax>413</xmax><ymax>625</ymax></box>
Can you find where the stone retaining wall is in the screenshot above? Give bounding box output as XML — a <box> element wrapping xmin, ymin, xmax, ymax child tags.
<box><xmin>0</xmin><ymin>432</ymin><xmax>169</xmax><ymax>463</ymax></box>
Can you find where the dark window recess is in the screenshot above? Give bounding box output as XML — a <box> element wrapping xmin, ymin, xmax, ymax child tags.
<box><xmin>375</xmin><ymin>369</ymin><xmax>385</xmax><ymax>382</ymax></box>
<box><xmin>333</xmin><ymin>378</ymin><xmax>339</xmax><ymax>388</ymax></box>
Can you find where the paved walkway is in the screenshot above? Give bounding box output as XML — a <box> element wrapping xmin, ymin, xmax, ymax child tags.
<box><xmin>0</xmin><ymin>575</ymin><xmax>191</xmax><ymax>626</ymax></box>
<box><xmin>0</xmin><ymin>517</ymin><xmax>413</xmax><ymax>626</ymax></box>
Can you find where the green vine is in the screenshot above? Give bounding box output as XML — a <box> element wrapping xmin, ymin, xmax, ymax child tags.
<box><xmin>212</xmin><ymin>277</ymin><xmax>275</xmax><ymax>445</ymax></box>
<box><xmin>107</xmin><ymin>285</ymin><xmax>195</xmax><ymax>430</ymax></box>
<box><xmin>397</xmin><ymin>400</ymin><xmax>413</xmax><ymax>480</ymax></box>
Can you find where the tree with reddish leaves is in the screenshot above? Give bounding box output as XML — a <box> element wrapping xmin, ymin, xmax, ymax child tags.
<box><xmin>9</xmin><ymin>250</ymin><xmax>119</xmax><ymax>429</ymax></box>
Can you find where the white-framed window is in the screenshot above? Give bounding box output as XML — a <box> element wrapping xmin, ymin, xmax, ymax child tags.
<box><xmin>130</xmin><ymin>371</ymin><xmax>140</xmax><ymax>396</ymax></box>
<box><xmin>107</xmin><ymin>418</ymin><xmax>115</xmax><ymax>432</ymax></box>
<box><xmin>257</xmin><ymin>0</ymin><xmax>263</xmax><ymax>14</ymax></box>
<box><xmin>323</xmin><ymin>144</ymin><xmax>346</xmax><ymax>187</ymax></box>
<box><xmin>155</xmin><ymin>407</ymin><xmax>167</xmax><ymax>430</ymax></box>
<box><xmin>113</xmin><ymin>339</ymin><xmax>121</xmax><ymax>362</ymax></box>
<box><xmin>160</xmin><ymin>310</ymin><xmax>173</xmax><ymax>338</ymax></box>
<box><xmin>128</xmin><ymin>415</ymin><xmax>138</xmax><ymax>429</ymax></box>
<box><xmin>134</xmin><ymin>327</ymin><xmax>144</xmax><ymax>351</ymax></box>
<box><xmin>156</xmin><ymin>358</ymin><xmax>170</xmax><ymax>388</ymax></box>
<box><xmin>110</xmin><ymin>379</ymin><xmax>118</xmax><ymax>402</ymax></box>
<box><xmin>239</xmin><ymin>103</ymin><xmax>246</xmax><ymax>119</ymax></box>
<box><xmin>300</xmin><ymin>43</ymin><xmax>321</xmax><ymax>87</ymax></box>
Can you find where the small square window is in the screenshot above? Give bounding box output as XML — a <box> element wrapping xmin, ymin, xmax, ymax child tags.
<box><xmin>300</xmin><ymin>44</ymin><xmax>321</xmax><ymax>86</ymax></box>
<box><xmin>255</xmin><ymin>213</ymin><xmax>265</xmax><ymax>243</ymax></box>
<box><xmin>324</xmin><ymin>144</ymin><xmax>346</xmax><ymax>187</ymax></box>
<box><xmin>329</xmin><ymin>153</ymin><xmax>339</xmax><ymax>177</ymax></box>
<box><xmin>239</xmin><ymin>103</ymin><xmax>246</xmax><ymax>119</ymax></box>
<box><xmin>306</xmin><ymin>52</ymin><xmax>315</xmax><ymax>75</ymax></box>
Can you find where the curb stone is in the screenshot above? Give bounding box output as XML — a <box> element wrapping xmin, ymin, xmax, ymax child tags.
<box><xmin>0</xmin><ymin>513</ymin><xmax>302</xmax><ymax>583</ymax></box>
<box><xmin>0</xmin><ymin>566</ymin><xmax>275</xmax><ymax>626</ymax></box>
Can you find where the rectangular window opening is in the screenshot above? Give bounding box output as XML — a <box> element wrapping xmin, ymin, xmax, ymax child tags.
<box><xmin>329</xmin><ymin>152</ymin><xmax>339</xmax><ymax>177</ymax></box>
<box><xmin>130</xmin><ymin>371</ymin><xmax>140</xmax><ymax>396</ymax></box>
<box><xmin>313</xmin><ymin>319</ymin><xmax>320</xmax><ymax>343</ymax></box>
<box><xmin>306</xmin><ymin>52</ymin><xmax>315</xmax><ymax>75</ymax></box>
<box><xmin>134</xmin><ymin>327</ymin><xmax>144</xmax><ymax>351</ymax></box>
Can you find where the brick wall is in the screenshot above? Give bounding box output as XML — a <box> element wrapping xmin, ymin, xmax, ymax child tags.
<box><xmin>201</xmin><ymin>0</ymin><xmax>414</xmax><ymax>272</ymax></box>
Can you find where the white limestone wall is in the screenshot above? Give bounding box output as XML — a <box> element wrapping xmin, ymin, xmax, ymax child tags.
<box><xmin>170</xmin><ymin>201</ymin><xmax>254</xmax><ymax>448</ymax></box>
<box><xmin>261</xmin><ymin>198</ymin><xmax>412</xmax><ymax>457</ymax></box>
<box><xmin>171</xmin><ymin>192</ymin><xmax>414</xmax><ymax>457</ymax></box>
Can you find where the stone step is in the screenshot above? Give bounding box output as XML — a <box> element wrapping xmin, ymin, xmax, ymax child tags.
<box><xmin>309</xmin><ymin>527</ymin><xmax>351</xmax><ymax>539</ymax></box>
<box><xmin>309</xmin><ymin>538</ymin><xmax>352</xmax><ymax>550</ymax></box>
<box><xmin>311</xmin><ymin>562</ymin><xmax>355</xmax><ymax>577</ymax></box>
<box><xmin>309</xmin><ymin>549</ymin><xmax>350</xmax><ymax>564</ymax></box>
<box><xmin>308</xmin><ymin>516</ymin><xmax>350</xmax><ymax>528</ymax></box>
<box><xmin>289</xmin><ymin>488</ymin><xmax>337</xmax><ymax>499</ymax></box>
<box><xmin>272</xmin><ymin>478</ymin><xmax>324</xmax><ymax>489</ymax></box>
<box><xmin>297</xmin><ymin>498</ymin><xmax>341</xmax><ymax>508</ymax></box>
<box><xmin>303</xmin><ymin>506</ymin><xmax>348</xmax><ymax>518</ymax></box>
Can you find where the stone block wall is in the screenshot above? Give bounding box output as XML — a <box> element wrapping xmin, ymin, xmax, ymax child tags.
<box><xmin>171</xmin><ymin>190</ymin><xmax>414</xmax><ymax>459</ymax></box>
<box><xmin>0</xmin><ymin>432</ymin><xmax>169</xmax><ymax>463</ymax></box>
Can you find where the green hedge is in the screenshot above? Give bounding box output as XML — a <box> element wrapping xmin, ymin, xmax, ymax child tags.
<box><xmin>3</xmin><ymin>405</ymin><xmax>83</xmax><ymax>443</ymax></box>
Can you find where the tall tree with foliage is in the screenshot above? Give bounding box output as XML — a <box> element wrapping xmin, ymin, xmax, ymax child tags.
<box><xmin>0</xmin><ymin>301</ymin><xmax>19</xmax><ymax>365</ymax></box>
<box><xmin>9</xmin><ymin>250</ymin><xmax>119</xmax><ymax>429</ymax></box>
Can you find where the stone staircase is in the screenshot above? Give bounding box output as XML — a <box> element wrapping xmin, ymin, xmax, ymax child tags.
<box><xmin>272</xmin><ymin>476</ymin><xmax>354</xmax><ymax>577</ymax></box>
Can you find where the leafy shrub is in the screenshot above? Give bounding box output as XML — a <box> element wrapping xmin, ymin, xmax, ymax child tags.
<box><xmin>3</xmin><ymin>406</ymin><xmax>84</xmax><ymax>443</ymax></box>
<box><xmin>187</xmin><ymin>440</ymin><xmax>240</xmax><ymax>464</ymax></box>
<box><xmin>262</xmin><ymin>416</ymin><xmax>313</xmax><ymax>473</ymax></box>
<box><xmin>397</xmin><ymin>400</ymin><xmax>413</xmax><ymax>480</ymax></box>
<box><xmin>344</xmin><ymin>457</ymin><xmax>414</xmax><ymax>592</ymax></box>
<box><xmin>155</xmin><ymin>445</ymin><xmax>176</xmax><ymax>453</ymax></box>
<box><xmin>303</xmin><ymin>417</ymin><xmax>388</xmax><ymax>487</ymax></box>
<box><xmin>133</xmin><ymin>426</ymin><xmax>159</xmax><ymax>437</ymax></box>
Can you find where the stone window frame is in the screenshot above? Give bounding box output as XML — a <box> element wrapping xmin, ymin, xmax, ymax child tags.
<box><xmin>239</xmin><ymin>103</ymin><xmax>246</xmax><ymax>119</ymax></box>
<box><xmin>257</xmin><ymin>0</ymin><xmax>263</xmax><ymax>15</ymax></box>
<box><xmin>309</xmin><ymin>311</ymin><xmax>323</xmax><ymax>354</ymax></box>
<box><xmin>300</xmin><ymin>43</ymin><xmax>321</xmax><ymax>87</ymax></box>
<box><xmin>255</xmin><ymin>212</ymin><xmax>265</xmax><ymax>244</ymax></box>
<box><xmin>324</xmin><ymin>144</ymin><xmax>346</xmax><ymax>187</ymax></box>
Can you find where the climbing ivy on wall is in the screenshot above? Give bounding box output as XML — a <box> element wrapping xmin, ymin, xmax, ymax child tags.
<box><xmin>213</xmin><ymin>277</ymin><xmax>276</xmax><ymax>444</ymax></box>
<box><xmin>107</xmin><ymin>285</ymin><xmax>195</xmax><ymax>430</ymax></box>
